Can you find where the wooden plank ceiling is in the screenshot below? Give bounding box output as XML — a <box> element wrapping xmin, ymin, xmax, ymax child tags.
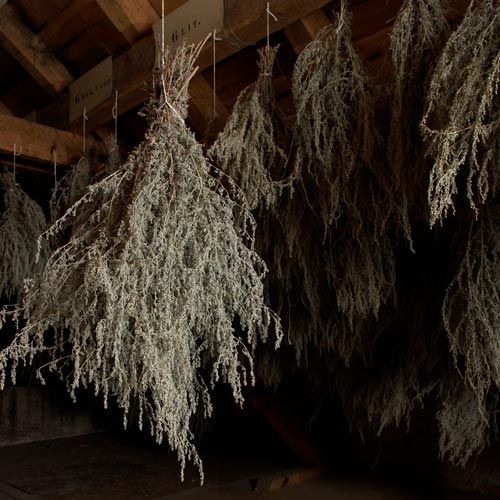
<box><xmin>0</xmin><ymin>0</ymin><xmax>450</xmax><ymax>172</ymax></box>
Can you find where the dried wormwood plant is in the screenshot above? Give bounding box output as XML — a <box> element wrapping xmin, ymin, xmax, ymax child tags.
<box><xmin>209</xmin><ymin>46</ymin><xmax>287</xmax><ymax>212</ymax></box>
<box><xmin>50</xmin><ymin>137</ymin><xmax>120</xmax><ymax>224</ymax></box>
<box><xmin>0</xmin><ymin>174</ymin><xmax>47</xmax><ymax>300</ymax></box>
<box><xmin>0</xmin><ymin>42</ymin><xmax>281</xmax><ymax>481</ymax></box>
<box><xmin>422</xmin><ymin>0</ymin><xmax>500</xmax><ymax>226</ymax></box>
<box><xmin>437</xmin><ymin>375</ymin><xmax>495</xmax><ymax>467</ymax></box>
<box><xmin>388</xmin><ymin>0</ymin><xmax>449</xmax><ymax>246</ymax></box>
<box><xmin>440</xmin><ymin>200</ymin><xmax>500</xmax><ymax>461</ymax></box>
<box><xmin>287</xmin><ymin>1</ymin><xmax>395</xmax><ymax>333</ymax></box>
<box><xmin>292</xmin><ymin>1</ymin><xmax>376</xmax><ymax>228</ymax></box>
<box><xmin>49</xmin><ymin>157</ymin><xmax>92</xmax><ymax>224</ymax></box>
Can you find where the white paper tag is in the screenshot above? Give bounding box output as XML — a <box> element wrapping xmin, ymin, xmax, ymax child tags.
<box><xmin>69</xmin><ymin>56</ymin><xmax>113</xmax><ymax>123</ymax></box>
<box><xmin>153</xmin><ymin>0</ymin><xmax>224</xmax><ymax>62</ymax></box>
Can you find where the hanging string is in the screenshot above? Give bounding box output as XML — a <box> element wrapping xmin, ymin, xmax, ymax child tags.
<box><xmin>82</xmin><ymin>107</ymin><xmax>88</xmax><ymax>156</ymax></box>
<box><xmin>161</xmin><ymin>0</ymin><xmax>165</xmax><ymax>68</ymax></box>
<box><xmin>212</xmin><ymin>28</ymin><xmax>222</xmax><ymax>120</ymax></box>
<box><xmin>52</xmin><ymin>146</ymin><xmax>57</xmax><ymax>190</ymax></box>
<box><xmin>266</xmin><ymin>2</ymin><xmax>278</xmax><ymax>49</ymax></box>
<box><xmin>12</xmin><ymin>143</ymin><xmax>21</xmax><ymax>182</ymax></box>
<box><xmin>112</xmin><ymin>90</ymin><xmax>119</xmax><ymax>145</ymax></box>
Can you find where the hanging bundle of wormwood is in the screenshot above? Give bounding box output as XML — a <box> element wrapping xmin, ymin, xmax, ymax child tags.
<box><xmin>209</xmin><ymin>46</ymin><xmax>286</xmax><ymax>212</ymax></box>
<box><xmin>0</xmin><ymin>174</ymin><xmax>47</xmax><ymax>300</ymax></box>
<box><xmin>292</xmin><ymin>1</ymin><xmax>376</xmax><ymax>229</ymax></box>
<box><xmin>286</xmin><ymin>1</ymin><xmax>395</xmax><ymax>339</ymax></box>
<box><xmin>0</xmin><ymin>42</ymin><xmax>281</xmax><ymax>481</ymax></box>
<box><xmin>439</xmin><ymin>199</ymin><xmax>500</xmax><ymax>464</ymax></box>
<box><xmin>422</xmin><ymin>0</ymin><xmax>500</xmax><ymax>226</ymax></box>
<box><xmin>50</xmin><ymin>137</ymin><xmax>120</xmax><ymax>224</ymax></box>
<box><xmin>49</xmin><ymin>157</ymin><xmax>92</xmax><ymax>224</ymax></box>
<box><xmin>261</xmin><ymin>0</ymin><xmax>499</xmax><ymax>469</ymax></box>
<box><xmin>48</xmin><ymin>138</ymin><xmax>121</xmax><ymax>252</ymax></box>
<box><xmin>388</xmin><ymin>0</ymin><xmax>449</xmax><ymax>247</ymax></box>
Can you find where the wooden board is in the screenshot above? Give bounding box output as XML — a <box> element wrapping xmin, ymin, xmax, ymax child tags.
<box><xmin>0</xmin><ymin>4</ymin><xmax>73</xmax><ymax>95</ymax></box>
<box><xmin>0</xmin><ymin>114</ymin><xmax>100</xmax><ymax>165</ymax></box>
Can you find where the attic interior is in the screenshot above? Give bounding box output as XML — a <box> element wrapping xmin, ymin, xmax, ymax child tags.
<box><xmin>0</xmin><ymin>0</ymin><xmax>499</xmax><ymax>498</ymax></box>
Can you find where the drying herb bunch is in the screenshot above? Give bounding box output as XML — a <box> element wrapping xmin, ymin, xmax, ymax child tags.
<box><xmin>209</xmin><ymin>46</ymin><xmax>287</xmax><ymax>212</ymax></box>
<box><xmin>262</xmin><ymin>0</ymin><xmax>499</xmax><ymax>470</ymax></box>
<box><xmin>0</xmin><ymin>41</ymin><xmax>281</xmax><ymax>481</ymax></box>
<box><xmin>285</xmin><ymin>0</ymin><xmax>395</xmax><ymax>345</ymax></box>
<box><xmin>439</xmin><ymin>200</ymin><xmax>500</xmax><ymax>465</ymax></box>
<box><xmin>422</xmin><ymin>0</ymin><xmax>500</xmax><ymax>226</ymax></box>
<box><xmin>292</xmin><ymin>1</ymin><xmax>376</xmax><ymax>229</ymax></box>
<box><xmin>388</xmin><ymin>0</ymin><xmax>449</xmax><ymax>247</ymax></box>
<box><xmin>0</xmin><ymin>173</ymin><xmax>47</xmax><ymax>300</ymax></box>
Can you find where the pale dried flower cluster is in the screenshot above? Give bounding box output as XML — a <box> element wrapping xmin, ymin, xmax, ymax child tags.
<box><xmin>440</xmin><ymin>201</ymin><xmax>500</xmax><ymax>464</ymax></box>
<box><xmin>259</xmin><ymin>0</ymin><xmax>500</xmax><ymax>469</ymax></box>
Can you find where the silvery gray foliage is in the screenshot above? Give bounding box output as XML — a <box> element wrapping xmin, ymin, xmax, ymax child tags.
<box><xmin>441</xmin><ymin>200</ymin><xmax>500</xmax><ymax>461</ymax></box>
<box><xmin>422</xmin><ymin>0</ymin><xmax>500</xmax><ymax>226</ymax></box>
<box><xmin>49</xmin><ymin>157</ymin><xmax>93</xmax><ymax>224</ymax></box>
<box><xmin>0</xmin><ymin>174</ymin><xmax>47</xmax><ymax>300</ymax></box>
<box><xmin>437</xmin><ymin>378</ymin><xmax>493</xmax><ymax>467</ymax></box>
<box><xmin>388</xmin><ymin>0</ymin><xmax>449</xmax><ymax>247</ymax></box>
<box><xmin>292</xmin><ymin>1</ymin><xmax>376</xmax><ymax>228</ymax></box>
<box><xmin>0</xmin><ymin>42</ymin><xmax>281</xmax><ymax>481</ymax></box>
<box><xmin>286</xmin><ymin>1</ymin><xmax>395</xmax><ymax>333</ymax></box>
<box><xmin>48</xmin><ymin>138</ymin><xmax>121</xmax><ymax>255</ymax></box>
<box><xmin>209</xmin><ymin>46</ymin><xmax>287</xmax><ymax>212</ymax></box>
<box><xmin>50</xmin><ymin>137</ymin><xmax>121</xmax><ymax>225</ymax></box>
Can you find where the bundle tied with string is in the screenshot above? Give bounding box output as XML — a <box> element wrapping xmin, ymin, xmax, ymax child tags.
<box><xmin>388</xmin><ymin>0</ymin><xmax>449</xmax><ymax>247</ymax></box>
<box><xmin>0</xmin><ymin>173</ymin><xmax>47</xmax><ymax>300</ymax></box>
<box><xmin>422</xmin><ymin>0</ymin><xmax>500</xmax><ymax>226</ymax></box>
<box><xmin>209</xmin><ymin>45</ymin><xmax>287</xmax><ymax>212</ymax></box>
<box><xmin>286</xmin><ymin>1</ymin><xmax>395</xmax><ymax>344</ymax></box>
<box><xmin>292</xmin><ymin>1</ymin><xmax>376</xmax><ymax>229</ymax></box>
<box><xmin>0</xmin><ymin>40</ymin><xmax>281</xmax><ymax>481</ymax></box>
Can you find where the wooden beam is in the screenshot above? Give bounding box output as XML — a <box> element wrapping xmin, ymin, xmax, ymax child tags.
<box><xmin>96</xmin><ymin>0</ymin><xmax>159</xmax><ymax>43</ymax></box>
<box><xmin>38</xmin><ymin>0</ymin><xmax>333</xmax><ymax>133</ymax></box>
<box><xmin>284</xmin><ymin>9</ymin><xmax>331</xmax><ymax>55</ymax></box>
<box><xmin>0</xmin><ymin>114</ymin><xmax>99</xmax><ymax>166</ymax></box>
<box><xmin>0</xmin><ymin>100</ymin><xmax>13</xmax><ymax>116</ymax></box>
<box><xmin>148</xmin><ymin>0</ymin><xmax>187</xmax><ymax>16</ymax></box>
<box><xmin>301</xmin><ymin>9</ymin><xmax>331</xmax><ymax>39</ymax></box>
<box><xmin>0</xmin><ymin>4</ymin><xmax>74</xmax><ymax>95</ymax></box>
<box><xmin>36</xmin><ymin>0</ymin><xmax>97</xmax><ymax>52</ymax></box>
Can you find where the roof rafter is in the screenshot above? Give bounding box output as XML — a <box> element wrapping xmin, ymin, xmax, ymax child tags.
<box><xmin>284</xmin><ymin>8</ymin><xmax>331</xmax><ymax>55</ymax></box>
<box><xmin>95</xmin><ymin>0</ymin><xmax>159</xmax><ymax>43</ymax></box>
<box><xmin>0</xmin><ymin>114</ymin><xmax>100</xmax><ymax>166</ymax></box>
<box><xmin>147</xmin><ymin>0</ymin><xmax>188</xmax><ymax>17</ymax></box>
<box><xmin>0</xmin><ymin>3</ymin><xmax>74</xmax><ymax>95</ymax></box>
<box><xmin>0</xmin><ymin>99</ymin><xmax>13</xmax><ymax>115</ymax></box>
<box><xmin>36</xmin><ymin>0</ymin><xmax>96</xmax><ymax>52</ymax></box>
